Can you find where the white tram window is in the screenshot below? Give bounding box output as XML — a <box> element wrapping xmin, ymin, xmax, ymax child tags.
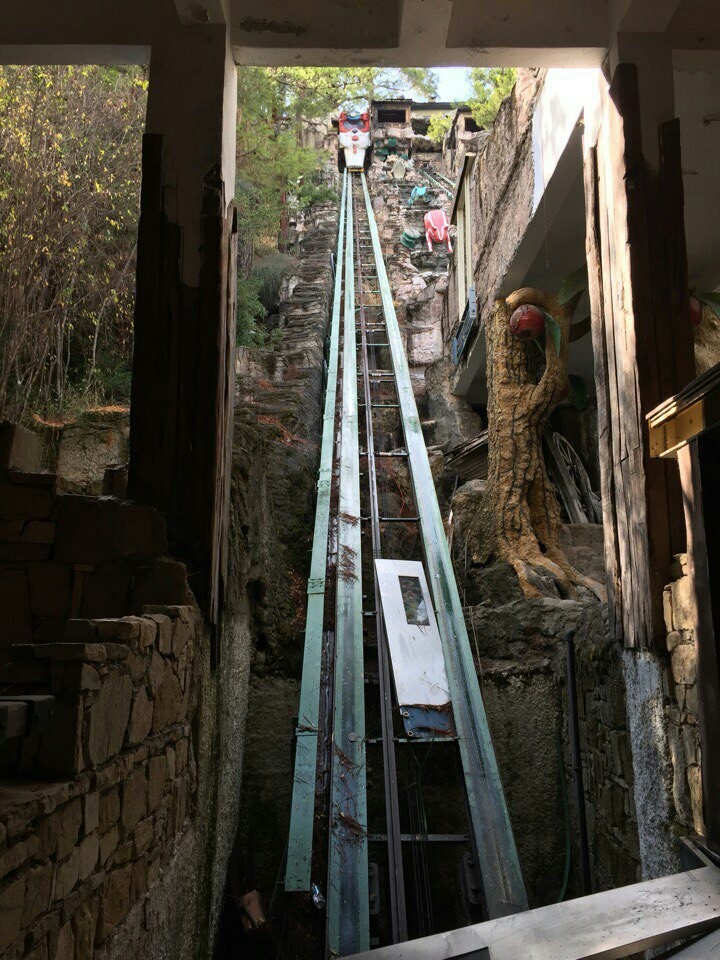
<box><xmin>399</xmin><ymin>575</ymin><xmax>430</xmax><ymax>626</ymax></box>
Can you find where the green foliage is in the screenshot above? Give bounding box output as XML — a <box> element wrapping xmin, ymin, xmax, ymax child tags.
<box><xmin>236</xmin><ymin>275</ymin><xmax>267</xmax><ymax>348</ymax></box>
<box><xmin>468</xmin><ymin>68</ymin><xmax>517</xmax><ymax>128</ymax></box>
<box><xmin>254</xmin><ymin>251</ymin><xmax>298</xmax><ymax>313</ymax></box>
<box><xmin>427</xmin><ymin>113</ymin><xmax>453</xmax><ymax>144</ymax></box>
<box><xmin>0</xmin><ymin>65</ymin><xmax>146</xmax><ymax>419</ymax></box>
<box><xmin>542</xmin><ymin>311</ymin><xmax>563</xmax><ymax>357</ymax></box>
<box><xmin>558</xmin><ymin>264</ymin><xmax>588</xmax><ymax>305</ymax></box>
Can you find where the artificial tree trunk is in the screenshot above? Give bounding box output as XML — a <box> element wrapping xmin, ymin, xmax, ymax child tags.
<box><xmin>466</xmin><ymin>287</ymin><xmax>603</xmax><ymax>598</ymax></box>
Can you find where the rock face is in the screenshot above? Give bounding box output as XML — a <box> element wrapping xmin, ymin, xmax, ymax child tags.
<box><xmin>230</xmin><ymin>199</ymin><xmax>339</xmax><ymax>893</ymax></box>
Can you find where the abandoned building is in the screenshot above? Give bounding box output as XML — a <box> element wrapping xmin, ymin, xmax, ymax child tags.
<box><xmin>2</xmin><ymin>2</ymin><xmax>720</xmax><ymax>959</ymax></box>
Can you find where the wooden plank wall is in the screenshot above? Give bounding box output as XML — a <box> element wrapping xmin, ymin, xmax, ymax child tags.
<box><xmin>129</xmin><ymin>134</ymin><xmax>237</xmax><ymax>643</ymax></box>
<box><xmin>583</xmin><ymin>65</ymin><xmax>695</xmax><ymax>648</ymax></box>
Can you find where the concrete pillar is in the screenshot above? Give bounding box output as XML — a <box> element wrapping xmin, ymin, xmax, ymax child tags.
<box><xmin>129</xmin><ymin>26</ymin><xmax>237</xmax><ymax>636</ymax></box>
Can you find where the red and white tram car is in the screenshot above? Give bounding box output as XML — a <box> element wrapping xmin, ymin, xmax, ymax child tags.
<box><xmin>337</xmin><ymin>111</ymin><xmax>372</xmax><ymax>172</ymax></box>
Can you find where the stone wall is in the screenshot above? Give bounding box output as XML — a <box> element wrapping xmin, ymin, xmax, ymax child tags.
<box><xmin>0</xmin><ymin>470</ymin><xmax>252</xmax><ymax>960</ymax></box>
<box><xmin>444</xmin><ymin>70</ymin><xmax>545</xmax><ymax>353</ymax></box>
<box><xmin>663</xmin><ymin>554</ymin><xmax>704</xmax><ymax>837</ymax></box>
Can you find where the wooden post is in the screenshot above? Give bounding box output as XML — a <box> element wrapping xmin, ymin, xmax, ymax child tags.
<box><xmin>678</xmin><ymin>432</ymin><xmax>720</xmax><ymax>851</ymax></box>
<box><xmin>582</xmin><ymin>64</ymin><xmax>695</xmax><ymax>648</ymax></box>
<box><xmin>129</xmin><ymin>27</ymin><xmax>237</xmax><ymax>639</ymax></box>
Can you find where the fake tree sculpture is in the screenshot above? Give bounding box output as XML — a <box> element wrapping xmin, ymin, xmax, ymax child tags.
<box><xmin>465</xmin><ymin>286</ymin><xmax>604</xmax><ymax>599</ymax></box>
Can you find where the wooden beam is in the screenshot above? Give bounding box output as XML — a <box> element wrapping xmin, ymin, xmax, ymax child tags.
<box><xmin>581</xmin><ymin>65</ymin><xmax>694</xmax><ymax>648</ymax></box>
<box><xmin>679</xmin><ymin>432</ymin><xmax>720</xmax><ymax>851</ymax></box>
<box><xmin>346</xmin><ymin>867</ymin><xmax>720</xmax><ymax>960</ymax></box>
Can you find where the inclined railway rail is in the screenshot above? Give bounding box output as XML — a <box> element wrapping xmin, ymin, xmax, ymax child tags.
<box><xmin>285</xmin><ymin>170</ymin><xmax>526</xmax><ymax>958</ymax></box>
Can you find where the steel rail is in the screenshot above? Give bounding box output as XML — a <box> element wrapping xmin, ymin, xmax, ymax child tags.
<box><xmin>353</xmin><ymin>183</ymin><xmax>408</xmax><ymax>944</ymax></box>
<box><xmin>286</xmin><ymin>171</ymin><xmax>348</xmax><ymax>892</ymax></box>
<box><xmin>327</xmin><ymin>172</ymin><xmax>370</xmax><ymax>958</ymax></box>
<box><xmin>359</xmin><ymin>172</ymin><xmax>527</xmax><ymax>920</ymax></box>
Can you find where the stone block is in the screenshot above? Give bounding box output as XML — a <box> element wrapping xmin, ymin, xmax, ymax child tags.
<box><xmin>55</xmin><ymin>799</ymin><xmax>82</xmax><ymax>860</ymax></box>
<box><xmin>663</xmin><ymin>586</ymin><xmax>674</xmax><ymax>632</ymax></box>
<box><xmin>52</xmin><ymin>662</ymin><xmax>101</xmax><ymax>694</ymax></box>
<box><xmin>84</xmin><ymin>792</ymin><xmax>99</xmax><ymax>836</ymax></box>
<box><xmin>34</xmin><ymin>643</ymin><xmax>106</xmax><ymax>663</ymax></box>
<box><xmin>688</xmin><ymin>765</ymin><xmax>705</xmax><ymax>835</ymax></box>
<box><xmin>126</xmin><ymin>649</ymin><xmax>149</xmax><ymax>683</ymax></box>
<box><xmin>99</xmin><ymin>826</ymin><xmax>118</xmax><ymax>868</ymax></box>
<box><xmin>87</xmin><ymin>671</ymin><xmax>132</xmax><ymax>766</ymax></box>
<box><xmin>144</xmin><ymin>614</ymin><xmax>171</xmax><ymax>653</ymax></box>
<box><xmin>99</xmin><ymin>790</ymin><xmax>120</xmax><ymax>834</ymax></box>
<box><xmin>0</xmin><ymin>836</ymin><xmax>38</xmax><ymax>881</ymax></box>
<box><xmin>54</xmin><ymin>848</ymin><xmax>80</xmax><ymax>900</ymax></box>
<box><xmin>28</xmin><ymin>562</ymin><xmax>73</xmax><ymax>619</ymax></box>
<box><xmin>0</xmin><ymin>422</ymin><xmax>42</xmax><ymax>472</ymax></box>
<box><xmin>21</xmin><ymin>862</ymin><xmax>52</xmax><ymax>926</ymax></box>
<box><xmin>130</xmin><ymin>856</ymin><xmax>148</xmax><ymax>904</ymax></box>
<box><xmin>54</xmin><ymin>920</ymin><xmax>74</xmax><ymax>960</ymax></box>
<box><xmin>96</xmin><ymin>865</ymin><xmax>131</xmax><ymax>943</ymax></box>
<box><xmin>79</xmin><ymin>833</ymin><xmax>99</xmax><ymax>881</ymax></box>
<box><xmin>665</xmin><ymin>630</ymin><xmax>683</xmax><ymax>652</ymax></box>
<box><xmin>127</xmin><ymin>687</ymin><xmax>153</xmax><ymax>746</ymax></box>
<box><xmin>172</xmin><ymin>618</ymin><xmax>192</xmax><ymax>656</ymax></box>
<box><xmin>672</xmin><ymin>644</ymin><xmax>697</xmax><ymax>686</ymax></box>
<box><xmin>0</xmin><ymin>874</ymin><xmax>25</xmax><ymax>951</ymax></box>
<box><xmin>95</xmin><ymin>618</ymin><xmax>140</xmax><ymax>641</ymax></box>
<box><xmin>176</xmin><ymin>738</ymin><xmax>189</xmax><ymax>773</ymax></box>
<box><xmin>151</xmin><ymin>659</ymin><xmax>183</xmax><ymax>732</ymax></box>
<box><xmin>23</xmin><ymin>521</ymin><xmax>56</xmax><ymax>544</ymax></box>
<box><xmin>0</xmin><ymin>482</ymin><xmax>52</xmax><ymax>521</ymax></box>
<box><xmin>71</xmin><ymin>899</ymin><xmax>97</xmax><ymax>960</ymax></box>
<box><xmin>685</xmin><ymin>683</ymin><xmax>698</xmax><ymax>715</ymax></box>
<box><xmin>121</xmin><ymin>767</ymin><xmax>146</xmax><ymax>834</ymax></box>
<box><xmin>671</xmin><ymin>575</ymin><xmax>695</xmax><ymax>632</ymax></box>
<box><xmin>0</xmin><ymin>569</ymin><xmax>32</xmax><ymax>645</ymax></box>
<box><xmin>147</xmin><ymin>756</ymin><xmax>166</xmax><ymax>813</ymax></box>
<box><xmin>132</xmin><ymin>816</ymin><xmax>153</xmax><ymax>858</ymax></box>
<box><xmin>37</xmin><ymin>697</ymin><xmax>84</xmax><ymax>776</ymax></box>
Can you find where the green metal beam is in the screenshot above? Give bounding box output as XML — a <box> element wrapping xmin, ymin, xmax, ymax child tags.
<box><xmin>285</xmin><ymin>171</ymin><xmax>347</xmax><ymax>893</ymax></box>
<box><xmin>327</xmin><ymin>172</ymin><xmax>370</xmax><ymax>957</ymax></box>
<box><xmin>360</xmin><ymin>172</ymin><xmax>527</xmax><ymax>919</ymax></box>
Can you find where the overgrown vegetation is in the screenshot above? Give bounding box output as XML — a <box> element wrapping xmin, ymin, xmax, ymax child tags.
<box><xmin>469</xmin><ymin>68</ymin><xmax>517</xmax><ymax>127</ymax></box>
<box><xmin>0</xmin><ymin>64</ymin><xmax>441</xmax><ymax>415</ymax></box>
<box><xmin>0</xmin><ymin>66</ymin><xmax>146</xmax><ymax>421</ymax></box>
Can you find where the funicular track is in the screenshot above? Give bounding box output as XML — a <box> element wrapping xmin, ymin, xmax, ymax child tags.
<box><xmin>285</xmin><ymin>170</ymin><xmax>527</xmax><ymax>959</ymax></box>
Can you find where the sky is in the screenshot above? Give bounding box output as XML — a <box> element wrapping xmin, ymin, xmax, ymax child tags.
<box><xmin>435</xmin><ymin>67</ymin><xmax>472</xmax><ymax>103</ymax></box>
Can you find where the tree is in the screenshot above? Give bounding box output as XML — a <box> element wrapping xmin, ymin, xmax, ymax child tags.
<box><xmin>0</xmin><ymin>65</ymin><xmax>146</xmax><ymax>420</ymax></box>
<box><xmin>468</xmin><ymin>68</ymin><xmax>517</xmax><ymax>128</ymax></box>
<box><xmin>464</xmin><ymin>287</ymin><xmax>605</xmax><ymax>600</ymax></box>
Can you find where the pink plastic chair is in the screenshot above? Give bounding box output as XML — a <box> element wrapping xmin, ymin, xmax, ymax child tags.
<box><xmin>424</xmin><ymin>210</ymin><xmax>453</xmax><ymax>253</ymax></box>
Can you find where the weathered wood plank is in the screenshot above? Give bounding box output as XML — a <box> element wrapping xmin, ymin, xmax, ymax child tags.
<box><xmin>582</xmin><ymin>143</ymin><xmax>621</xmax><ymax>634</ymax></box>
<box><xmin>583</xmin><ymin>65</ymin><xmax>694</xmax><ymax>648</ymax></box>
<box><xmin>679</xmin><ymin>433</ymin><xmax>720</xmax><ymax>851</ymax></box>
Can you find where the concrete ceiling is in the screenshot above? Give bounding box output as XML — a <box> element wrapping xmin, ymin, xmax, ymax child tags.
<box><xmin>1</xmin><ymin>0</ymin><xmax>720</xmax><ymax>66</ymax></box>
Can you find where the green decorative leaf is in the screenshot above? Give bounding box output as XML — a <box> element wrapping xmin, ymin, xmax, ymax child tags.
<box><xmin>696</xmin><ymin>292</ymin><xmax>720</xmax><ymax>323</ymax></box>
<box><xmin>543</xmin><ymin>311</ymin><xmax>562</xmax><ymax>357</ymax></box>
<box><xmin>568</xmin><ymin>374</ymin><xmax>589</xmax><ymax>412</ymax></box>
<box><xmin>558</xmin><ymin>265</ymin><xmax>588</xmax><ymax>305</ymax></box>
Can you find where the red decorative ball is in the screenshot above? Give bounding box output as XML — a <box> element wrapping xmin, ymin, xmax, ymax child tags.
<box><xmin>689</xmin><ymin>296</ymin><xmax>703</xmax><ymax>328</ymax></box>
<box><xmin>509</xmin><ymin>304</ymin><xmax>545</xmax><ymax>341</ymax></box>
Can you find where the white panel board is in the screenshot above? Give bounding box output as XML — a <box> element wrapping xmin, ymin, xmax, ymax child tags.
<box><xmin>375</xmin><ymin>559</ymin><xmax>450</xmax><ymax>708</ymax></box>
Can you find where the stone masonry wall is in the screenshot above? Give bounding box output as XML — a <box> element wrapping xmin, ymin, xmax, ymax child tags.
<box><xmin>0</xmin><ymin>469</ymin><xmax>250</xmax><ymax>960</ymax></box>
<box><xmin>663</xmin><ymin>554</ymin><xmax>704</xmax><ymax>837</ymax></box>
